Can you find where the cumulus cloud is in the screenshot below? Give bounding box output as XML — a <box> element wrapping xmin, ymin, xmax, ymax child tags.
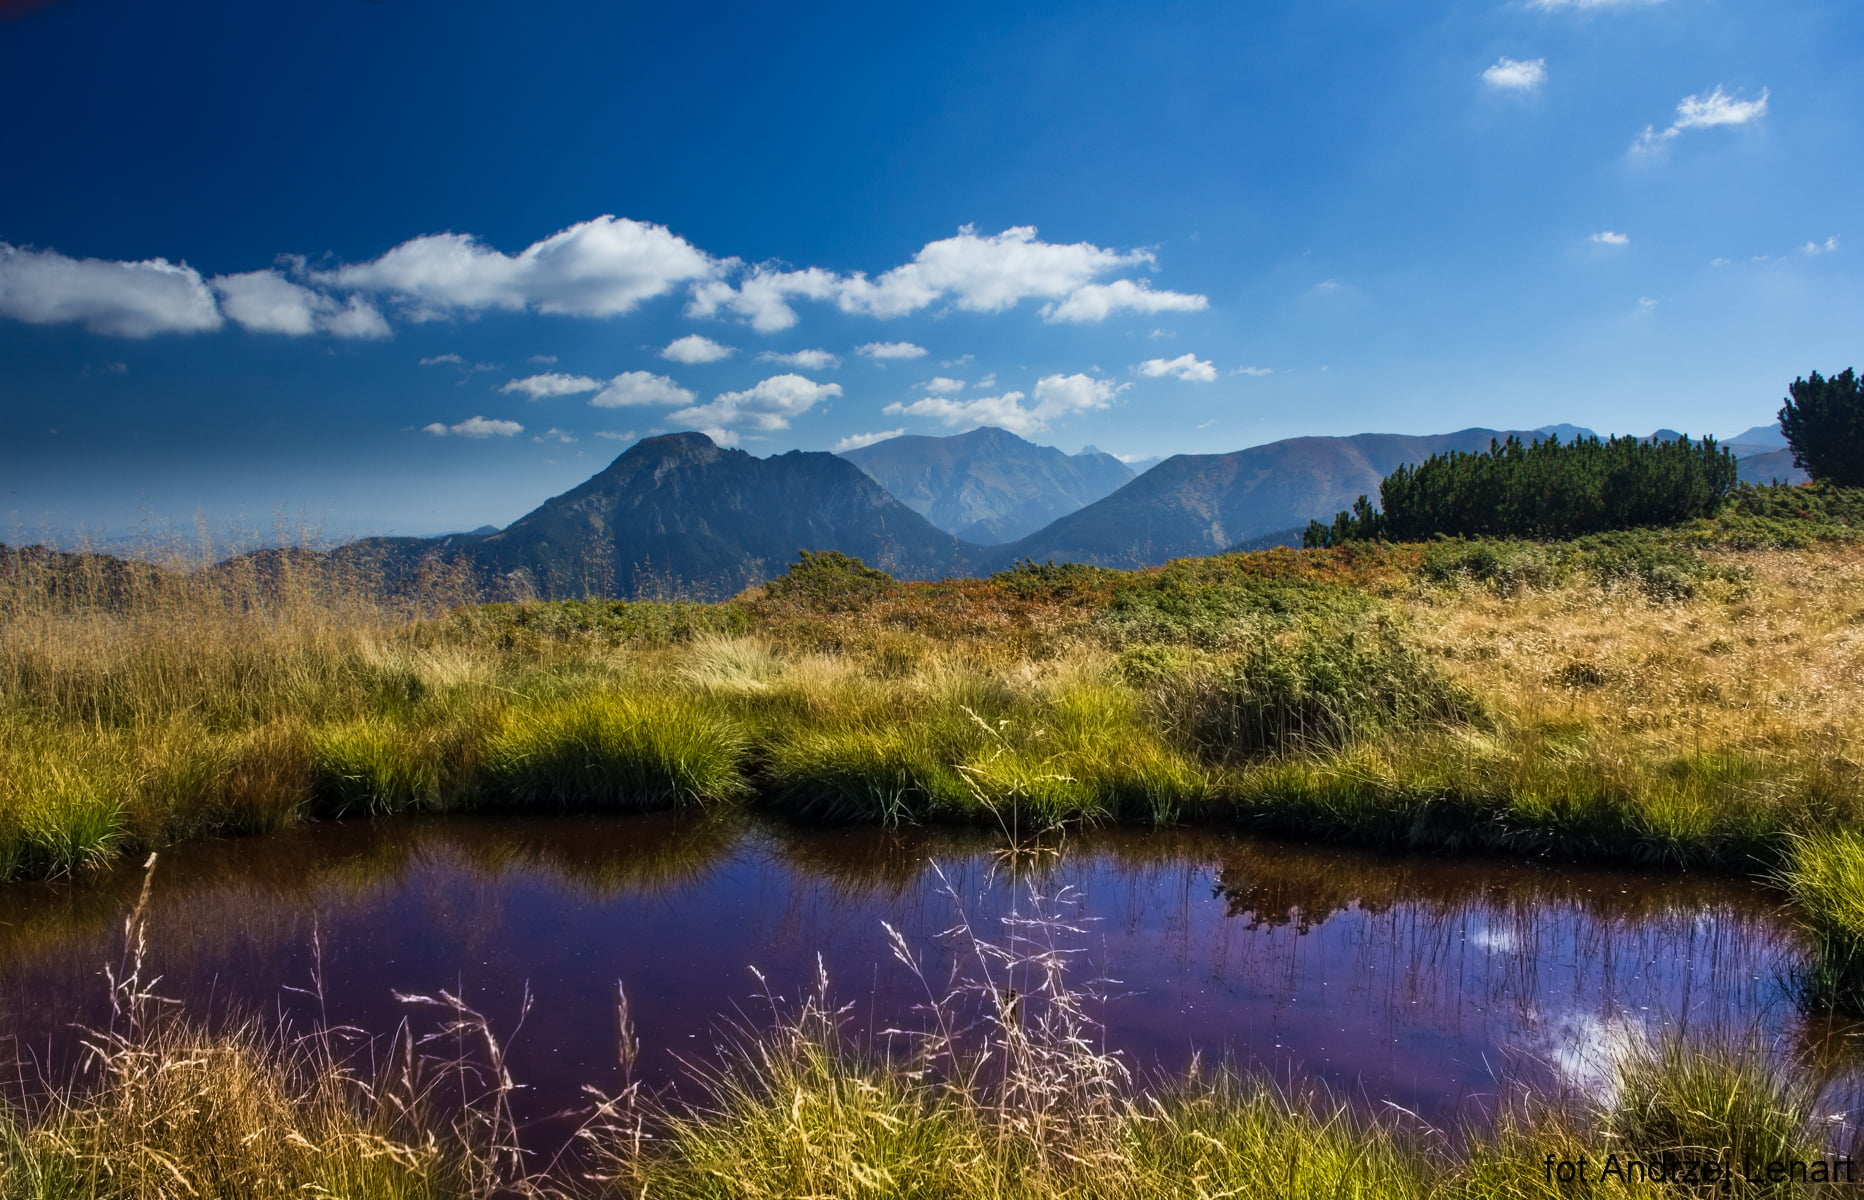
<box><xmin>420</xmin><ymin>353</ymin><xmax>465</xmax><ymax>366</ymax></box>
<box><xmin>1803</xmin><ymin>236</ymin><xmax>1840</xmax><ymax>256</ymax></box>
<box><xmin>590</xmin><ymin>370</ymin><xmax>696</xmax><ymax>408</ymax></box>
<box><xmin>1589</xmin><ymin>231</ymin><xmax>1630</xmax><ymax>245</ymax></box>
<box><xmin>528</xmin><ymin>353</ymin><xmax>558</xmax><ymax>364</ymax></box>
<box><xmin>422</xmin><ymin>416</ymin><xmax>523</xmax><ymax>438</ymax></box>
<box><xmin>0</xmin><ymin>242</ymin><xmax>223</xmax><ymax>337</ymax></box>
<box><xmin>211</xmin><ymin>269</ymin><xmax>389</xmax><ymax>339</ymax></box>
<box><xmin>856</xmin><ymin>341</ymin><xmax>928</xmax><ymax>360</ymax></box>
<box><xmin>756</xmin><ymin>348</ymin><xmax>841</xmax><ymax>370</ymax></box>
<box><xmin>884</xmin><ymin>372</ymin><xmax>1126</xmax><ymax>437</ymax></box>
<box><xmin>1040</xmin><ymin>279</ymin><xmax>1208</xmax><ymax>323</ymax></box>
<box><xmin>687</xmin><ymin>225</ymin><xmax>1207</xmax><ymax>329</ymax></box>
<box><xmin>833</xmin><ymin>428</ymin><xmax>906</xmax><ymax>452</ymax></box>
<box><xmin>1637</xmin><ymin>296</ymin><xmax>1660</xmax><ymax>313</ymax></box>
<box><xmin>1231</xmin><ymin>366</ymin><xmax>1273</xmax><ymax>377</ymax></box>
<box><xmin>1482</xmin><ymin>57</ymin><xmax>1547</xmax><ymax>92</ymax></box>
<box><xmin>1633</xmin><ymin>85</ymin><xmax>1769</xmax><ymax>154</ymax></box>
<box><xmin>500</xmin><ymin>372</ymin><xmax>603</xmax><ymax>400</ymax></box>
<box><xmin>660</xmin><ymin>333</ymin><xmax>734</xmax><ymax>363</ymax></box>
<box><xmin>1138</xmin><ymin>354</ymin><xmax>1217</xmax><ymax>383</ymax></box>
<box><xmin>533</xmin><ymin>428</ymin><xmax>577</xmax><ymax>444</ymax></box>
<box><xmin>668</xmin><ymin>373</ymin><xmax>841</xmax><ymax>435</ymax></box>
<box><xmin>320</xmin><ymin>215</ymin><xmax>719</xmax><ymax>319</ymax></box>
<box><xmin>593</xmin><ymin>429</ymin><xmax>638</xmax><ymax>442</ymax></box>
<box><xmin>921</xmin><ymin>377</ymin><xmax>965</xmax><ymax>394</ymax></box>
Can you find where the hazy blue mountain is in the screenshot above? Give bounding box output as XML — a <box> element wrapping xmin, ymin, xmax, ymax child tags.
<box><xmin>1716</xmin><ymin>423</ymin><xmax>1805</xmax><ymax>483</ymax></box>
<box><xmin>1736</xmin><ymin>449</ymin><xmax>1806</xmax><ymax>485</ymax></box>
<box><xmin>1727</xmin><ymin>423</ymin><xmax>1788</xmax><ymax>448</ymax></box>
<box><xmin>1535</xmin><ymin>424</ymin><xmax>1598</xmax><ymax>441</ymax></box>
<box><xmin>840</xmin><ymin>426</ymin><xmax>1134</xmax><ymax>543</ymax></box>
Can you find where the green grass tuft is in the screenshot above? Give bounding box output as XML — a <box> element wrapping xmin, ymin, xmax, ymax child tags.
<box><xmin>482</xmin><ymin>691</ymin><xmax>748</xmax><ymax>809</ymax></box>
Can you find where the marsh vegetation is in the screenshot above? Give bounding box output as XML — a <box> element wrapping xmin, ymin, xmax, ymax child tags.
<box><xmin>8</xmin><ymin>490</ymin><xmax>1864</xmax><ymax>1195</ymax></box>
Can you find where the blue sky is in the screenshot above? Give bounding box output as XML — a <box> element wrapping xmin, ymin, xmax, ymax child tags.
<box><xmin>2</xmin><ymin>0</ymin><xmax>1858</xmax><ymax>538</ymax></box>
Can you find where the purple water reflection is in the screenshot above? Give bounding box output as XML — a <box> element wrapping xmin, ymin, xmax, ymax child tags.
<box><xmin>0</xmin><ymin>814</ymin><xmax>1851</xmax><ymax>1140</ymax></box>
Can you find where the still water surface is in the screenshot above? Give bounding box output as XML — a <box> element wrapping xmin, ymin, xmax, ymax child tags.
<box><xmin>0</xmin><ymin>814</ymin><xmax>1852</xmax><ymax>1135</ymax></box>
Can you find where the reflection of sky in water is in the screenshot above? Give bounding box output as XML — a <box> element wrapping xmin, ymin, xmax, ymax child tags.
<box><xmin>1534</xmin><ymin>1011</ymin><xmax>1650</xmax><ymax>1106</ymax></box>
<box><xmin>0</xmin><ymin>815</ymin><xmax>1857</xmax><ymax>1139</ymax></box>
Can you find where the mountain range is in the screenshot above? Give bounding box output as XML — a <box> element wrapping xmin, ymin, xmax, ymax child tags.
<box><xmin>193</xmin><ymin>420</ymin><xmax>1813</xmax><ymax>599</ymax></box>
<box><xmin>839</xmin><ymin>426</ymin><xmax>1133</xmax><ymax>543</ymax></box>
<box><xmin>332</xmin><ymin>432</ymin><xmax>972</xmax><ymax>600</ymax></box>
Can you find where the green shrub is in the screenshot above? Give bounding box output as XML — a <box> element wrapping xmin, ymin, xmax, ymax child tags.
<box><xmin>759</xmin><ymin>550</ymin><xmax>897</xmax><ymax>612</ymax></box>
<box><xmin>1162</xmin><ymin>621</ymin><xmax>1484</xmax><ymax>760</ymax></box>
<box><xmin>1419</xmin><ymin>539</ymin><xmax>1566</xmax><ymax>595</ymax></box>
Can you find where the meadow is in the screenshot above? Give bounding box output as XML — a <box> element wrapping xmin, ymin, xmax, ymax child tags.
<box><xmin>7</xmin><ymin>497</ymin><xmax>1864</xmax><ymax>1196</ymax></box>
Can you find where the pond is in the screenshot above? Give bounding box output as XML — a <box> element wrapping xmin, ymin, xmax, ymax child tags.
<box><xmin>0</xmin><ymin>814</ymin><xmax>1852</xmax><ymax>1142</ymax></box>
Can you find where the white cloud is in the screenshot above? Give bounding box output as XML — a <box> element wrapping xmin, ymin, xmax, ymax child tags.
<box><xmin>533</xmin><ymin>428</ymin><xmax>577</xmax><ymax>444</ymax></box>
<box><xmin>756</xmin><ymin>348</ymin><xmax>841</xmax><ymax>370</ymax></box>
<box><xmin>420</xmin><ymin>353</ymin><xmax>465</xmax><ymax>366</ymax></box>
<box><xmin>1482</xmin><ymin>57</ymin><xmax>1547</xmax><ymax>92</ymax></box>
<box><xmin>1138</xmin><ymin>353</ymin><xmax>1217</xmax><ymax>383</ymax></box>
<box><xmin>1633</xmin><ymin>85</ymin><xmax>1769</xmax><ymax>153</ymax></box>
<box><xmin>660</xmin><ymin>333</ymin><xmax>734</xmax><ymax>363</ymax></box>
<box><xmin>974</xmin><ymin>372</ymin><xmax>998</xmax><ymax>389</ymax></box>
<box><xmin>686</xmin><ymin>267</ymin><xmax>839</xmax><ymax>332</ymax></box>
<box><xmin>211</xmin><ymin>269</ymin><xmax>389</xmax><ymax>339</ymax></box>
<box><xmin>1032</xmin><ymin>372</ymin><xmax>1126</xmax><ymax>419</ymax></box>
<box><xmin>320</xmin><ymin>215</ymin><xmax>719</xmax><ymax>319</ymax></box>
<box><xmin>322</xmin><ymin>294</ymin><xmax>393</xmax><ymax>339</ymax></box>
<box><xmin>884</xmin><ymin>372</ymin><xmax>1126</xmax><ymax>437</ymax></box>
<box><xmin>1637</xmin><ymin>296</ymin><xmax>1660</xmax><ymax>313</ymax></box>
<box><xmin>687</xmin><ymin>225</ymin><xmax>1206</xmax><ymax>329</ymax></box>
<box><xmin>1230</xmin><ymin>366</ymin><xmax>1273</xmax><ymax>377</ymax></box>
<box><xmin>528</xmin><ymin>353</ymin><xmax>558</xmax><ymax>364</ymax></box>
<box><xmin>500</xmin><ymin>372</ymin><xmax>604</xmax><ymax>400</ymax></box>
<box><xmin>921</xmin><ymin>376</ymin><xmax>965</xmax><ymax>394</ymax></box>
<box><xmin>590</xmin><ymin>370</ymin><xmax>696</xmax><ymax>408</ymax></box>
<box><xmin>1588</xmin><ymin>231</ymin><xmax>1630</xmax><ymax>245</ymax></box>
<box><xmin>668</xmin><ymin>373</ymin><xmax>841</xmax><ymax>434</ymax></box>
<box><xmin>1528</xmin><ymin>0</ymin><xmax>1662</xmax><ymax>8</ymax></box>
<box><xmin>833</xmin><ymin>428</ymin><xmax>906</xmax><ymax>452</ymax></box>
<box><xmin>1803</xmin><ymin>236</ymin><xmax>1840</xmax><ymax>256</ymax></box>
<box><xmin>0</xmin><ymin>242</ymin><xmax>223</xmax><ymax>337</ymax></box>
<box><xmin>593</xmin><ymin>429</ymin><xmax>638</xmax><ymax>442</ymax></box>
<box><xmin>886</xmin><ymin>391</ymin><xmax>1037</xmax><ymax>435</ymax></box>
<box><xmin>422</xmin><ymin>415</ymin><xmax>523</xmax><ymax>438</ymax></box>
<box><xmin>856</xmin><ymin>341</ymin><xmax>929</xmax><ymax>360</ymax></box>
<box><xmin>1040</xmin><ymin>278</ymin><xmax>1208</xmax><ymax>323</ymax></box>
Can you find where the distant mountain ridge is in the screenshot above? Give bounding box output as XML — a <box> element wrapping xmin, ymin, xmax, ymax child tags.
<box><xmin>839</xmin><ymin>426</ymin><xmax>1133</xmax><ymax>543</ymax></box>
<box><xmin>178</xmin><ymin>420</ymin><xmax>1820</xmax><ymax>598</ymax></box>
<box><xmin>336</xmin><ymin>432</ymin><xmax>973</xmax><ymax>599</ymax></box>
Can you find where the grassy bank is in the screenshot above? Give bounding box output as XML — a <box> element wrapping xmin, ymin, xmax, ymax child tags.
<box><xmin>4</xmin><ymin>520</ymin><xmax>1864</xmax><ymax>928</ymax></box>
